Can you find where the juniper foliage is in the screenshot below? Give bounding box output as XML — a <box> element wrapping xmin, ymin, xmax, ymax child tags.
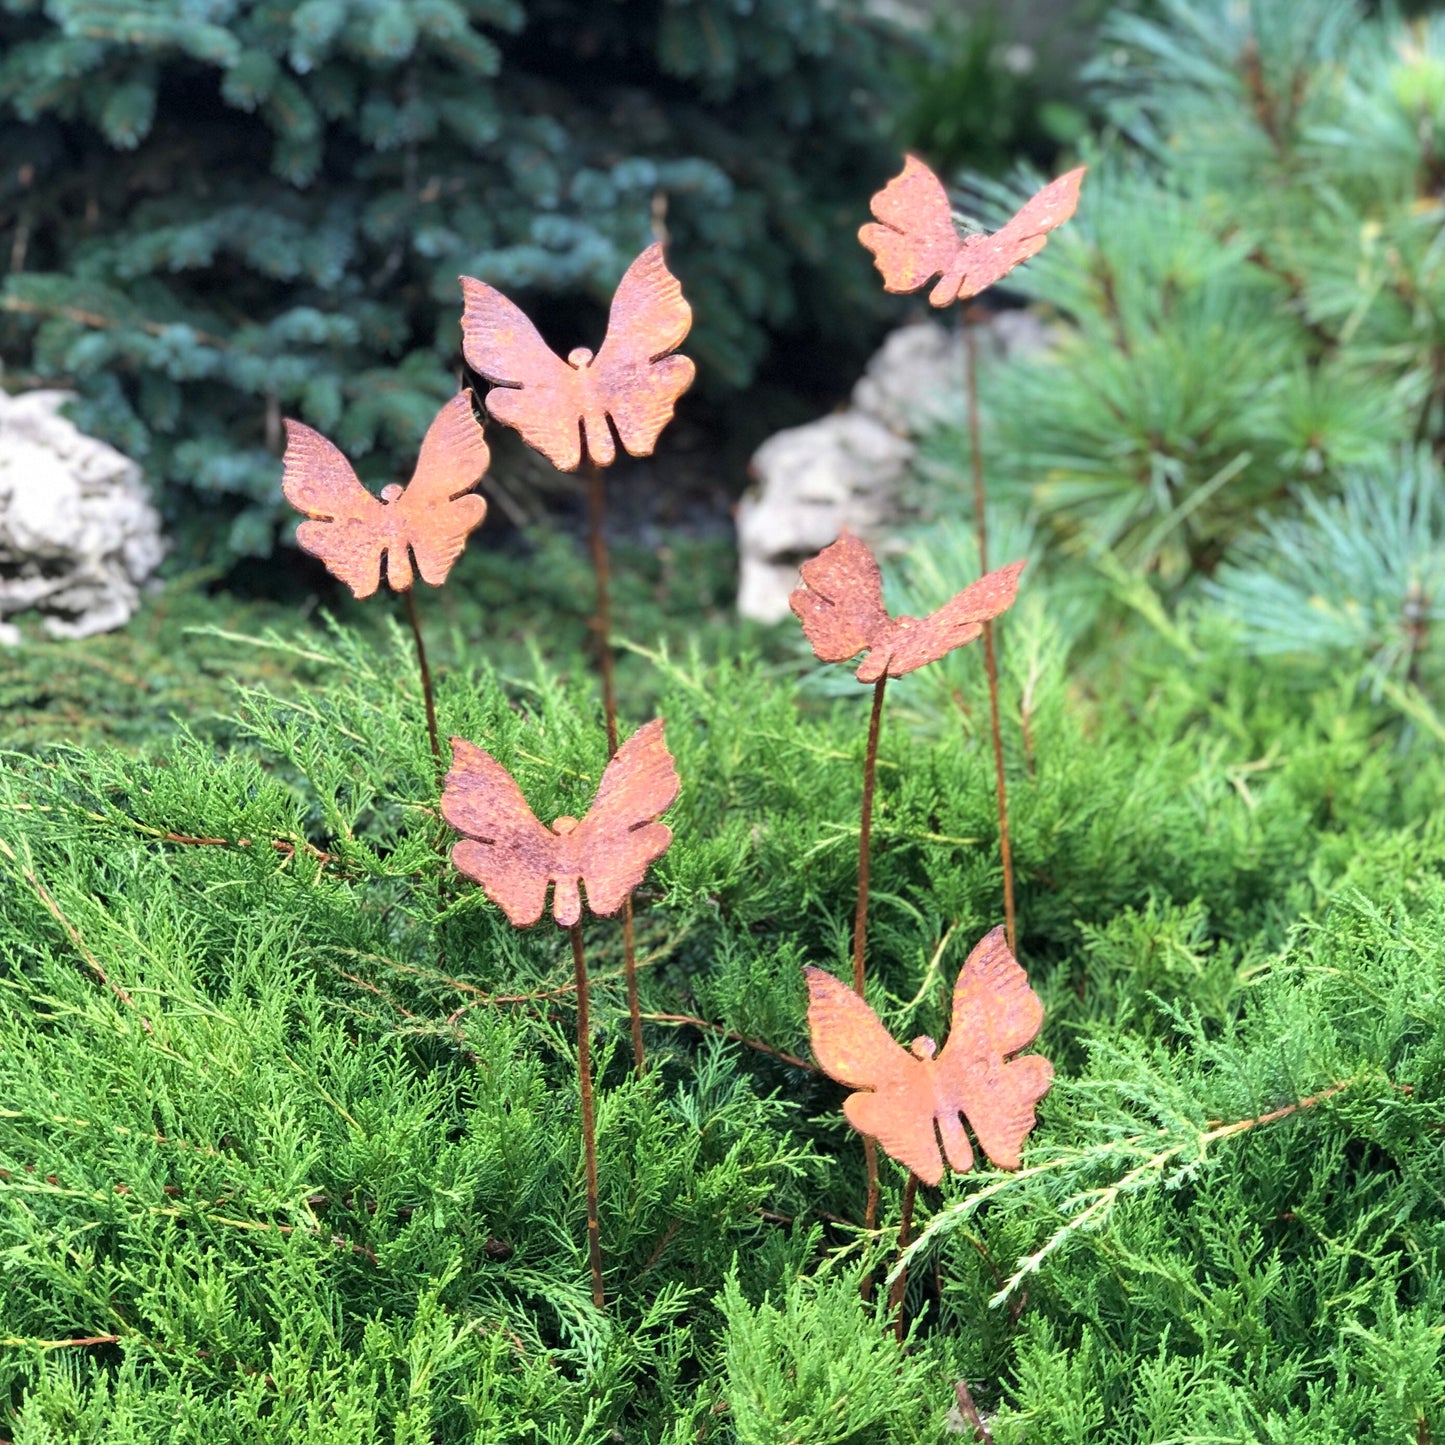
<box><xmin>1</xmin><ymin>559</ymin><xmax>1440</xmax><ymax>1438</ymax></box>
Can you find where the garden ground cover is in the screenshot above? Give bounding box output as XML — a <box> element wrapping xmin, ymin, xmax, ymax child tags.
<box><xmin>1</xmin><ymin>546</ymin><xmax>1440</xmax><ymax>1443</ymax></box>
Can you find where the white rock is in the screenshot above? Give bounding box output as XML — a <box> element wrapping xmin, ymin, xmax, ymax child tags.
<box><xmin>736</xmin><ymin>314</ymin><xmax>1055</xmax><ymax>623</ymax></box>
<box><xmin>736</xmin><ymin>412</ymin><xmax>912</xmax><ymax>623</ymax></box>
<box><xmin>849</xmin><ymin>320</ymin><xmax>966</xmax><ymax>434</ymax></box>
<box><xmin>0</xmin><ymin>390</ymin><xmax>165</xmax><ymax>641</ymax></box>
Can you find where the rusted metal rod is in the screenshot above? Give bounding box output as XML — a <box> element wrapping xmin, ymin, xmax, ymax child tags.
<box><xmin>586</xmin><ymin>457</ymin><xmax>646</xmax><ymax>1077</ymax></box>
<box><xmin>570</xmin><ymin>922</ymin><xmax>606</xmax><ymax>1311</ymax></box>
<box><xmin>402</xmin><ymin>587</ymin><xmax>441</xmax><ymax>766</ymax></box>
<box><xmin>854</xmin><ymin>675</ymin><xmax>888</xmax><ymax>1233</ymax></box>
<box><xmin>964</xmin><ymin>323</ymin><xmax>1017</xmax><ymax>954</ymax></box>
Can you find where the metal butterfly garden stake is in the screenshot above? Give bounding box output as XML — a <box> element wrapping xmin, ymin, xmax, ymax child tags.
<box><xmin>806</xmin><ymin>926</ymin><xmax>1052</xmax><ymax>1338</ymax></box>
<box><xmin>790</xmin><ymin>529</ymin><xmax>1024</xmax><ymax>1232</ymax></box>
<box><xmin>281</xmin><ymin>390</ymin><xmax>491</xmax><ymax>764</ymax></box>
<box><xmin>440</xmin><ymin>719</ymin><xmax>680</xmax><ymax>1310</ymax></box>
<box><xmin>859</xmin><ymin>156</ymin><xmax>1086</xmax><ymax>957</ymax></box>
<box><xmin>459</xmin><ymin>243</ymin><xmax>697</xmax><ymax>1077</ymax></box>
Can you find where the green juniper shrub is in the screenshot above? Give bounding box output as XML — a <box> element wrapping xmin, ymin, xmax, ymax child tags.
<box><xmin>3</xmin><ymin>0</ymin><xmax>1445</xmax><ymax>1438</ymax></box>
<box><xmin>1</xmin><ymin>568</ymin><xmax>1440</xmax><ymax>1439</ymax></box>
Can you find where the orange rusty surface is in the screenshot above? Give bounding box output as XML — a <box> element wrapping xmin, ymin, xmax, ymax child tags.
<box><xmin>859</xmin><ymin>156</ymin><xmax>1085</xmax><ymax>307</ymax></box>
<box><xmin>805</xmin><ymin>927</ymin><xmax>1053</xmax><ymax>1185</ymax></box>
<box><xmin>459</xmin><ymin>242</ymin><xmax>696</xmax><ymax>473</ymax></box>
<box><xmin>441</xmin><ymin>718</ymin><xmax>679</xmax><ymax>929</ymax></box>
<box><xmin>281</xmin><ymin>391</ymin><xmax>489</xmax><ymax>599</ymax></box>
<box><xmin>789</xmin><ymin>531</ymin><xmax>1024</xmax><ymax>683</ymax></box>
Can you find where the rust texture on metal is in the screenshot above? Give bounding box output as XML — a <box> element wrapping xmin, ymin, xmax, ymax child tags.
<box><xmin>459</xmin><ymin>242</ymin><xmax>695</xmax><ymax>473</ymax></box>
<box><xmin>789</xmin><ymin>532</ymin><xmax>1025</xmax><ymax>683</ymax></box>
<box><xmin>440</xmin><ymin>718</ymin><xmax>679</xmax><ymax>928</ymax></box>
<box><xmin>859</xmin><ymin>156</ymin><xmax>1086</xmax><ymax>307</ymax></box>
<box><xmin>804</xmin><ymin>926</ymin><xmax>1053</xmax><ymax>1186</ymax></box>
<box><xmin>281</xmin><ymin>390</ymin><xmax>490</xmax><ymax>599</ymax></box>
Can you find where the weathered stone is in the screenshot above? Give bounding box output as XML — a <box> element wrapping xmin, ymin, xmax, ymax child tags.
<box><xmin>736</xmin><ymin>412</ymin><xmax>912</xmax><ymax>623</ymax></box>
<box><xmin>0</xmin><ymin>390</ymin><xmax>165</xmax><ymax>641</ymax></box>
<box><xmin>735</xmin><ymin>314</ymin><xmax>1054</xmax><ymax>622</ymax></box>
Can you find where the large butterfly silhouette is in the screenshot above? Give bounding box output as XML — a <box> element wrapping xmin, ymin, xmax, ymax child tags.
<box><xmin>859</xmin><ymin>156</ymin><xmax>1085</xmax><ymax>308</ymax></box>
<box><xmin>441</xmin><ymin>718</ymin><xmax>679</xmax><ymax>928</ymax></box>
<box><xmin>281</xmin><ymin>391</ymin><xmax>489</xmax><ymax>599</ymax></box>
<box><xmin>805</xmin><ymin>927</ymin><xmax>1053</xmax><ymax>1185</ymax></box>
<box><xmin>460</xmin><ymin>243</ymin><xmax>695</xmax><ymax>473</ymax></box>
<box><xmin>789</xmin><ymin>532</ymin><xmax>1024</xmax><ymax>683</ymax></box>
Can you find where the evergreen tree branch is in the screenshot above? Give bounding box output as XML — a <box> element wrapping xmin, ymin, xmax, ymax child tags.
<box><xmin>1</xmin><ymin>293</ymin><xmax>228</xmax><ymax>348</ymax></box>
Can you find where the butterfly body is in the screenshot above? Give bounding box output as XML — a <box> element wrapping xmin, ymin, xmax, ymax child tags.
<box><xmin>805</xmin><ymin>927</ymin><xmax>1052</xmax><ymax>1186</ymax></box>
<box><xmin>789</xmin><ymin>532</ymin><xmax>1024</xmax><ymax>683</ymax></box>
<box><xmin>461</xmin><ymin>243</ymin><xmax>696</xmax><ymax>473</ymax></box>
<box><xmin>281</xmin><ymin>391</ymin><xmax>489</xmax><ymax>599</ymax></box>
<box><xmin>442</xmin><ymin>718</ymin><xmax>679</xmax><ymax>929</ymax></box>
<box><xmin>859</xmin><ymin>156</ymin><xmax>1085</xmax><ymax>307</ymax></box>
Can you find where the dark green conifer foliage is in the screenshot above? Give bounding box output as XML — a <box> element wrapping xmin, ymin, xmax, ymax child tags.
<box><xmin>0</xmin><ymin>0</ymin><xmax>896</xmax><ymax>562</ymax></box>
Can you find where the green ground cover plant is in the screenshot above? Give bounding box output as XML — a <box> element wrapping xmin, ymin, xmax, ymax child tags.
<box><xmin>1</xmin><ymin>586</ymin><xmax>1440</xmax><ymax>1441</ymax></box>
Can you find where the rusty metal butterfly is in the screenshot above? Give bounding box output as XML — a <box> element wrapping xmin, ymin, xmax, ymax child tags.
<box><xmin>789</xmin><ymin>532</ymin><xmax>1024</xmax><ymax>683</ymax></box>
<box><xmin>859</xmin><ymin>156</ymin><xmax>1085</xmax><ymax>308</ymax></box>
<box><xmin>805</xmin><ymin>927</ymin><xmax>1052</xmax><ymax>1185</ymax></box>
<box><xmin>459</xmin><ymin>243</ymin><xmax>695</xmax><ymax>473</ymax></box>
<box><xmin>441</xmin><ymin>718</ymin><xmax>679</xmax><ymax>928</ymax></box>
<box><xmin>281</xmin><ymin>391</ymin><xmax>490</xmax><ymax>599</ymax></box>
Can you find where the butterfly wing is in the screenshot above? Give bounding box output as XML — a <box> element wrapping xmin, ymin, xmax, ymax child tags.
<box><xmin>804</xmin><ymin>966</ymin><xmax>945</xmax><ymax>1184</ymax></box>
<box><xmin>937</xmin><ymin>927</ymin><xmax>1053</xmax><ymax>1171</ymax></box>
<box><xmin>460</xmin><ymin>275</ymin><xmax>587</xmax><ymax>472</ymax></box>
<box><xmin>572</xmin><ymin>718</ymin><xmax>680</xmax><ymax>918</ymax></box>
<box><xmin>441</xmin><ymin>738</ymin><xmax>561</xmax><ymax>928</ymax></box>
<box><xmin>392</xmin><ymin>392</ymin><xmax>490</xmax><ymax>588</ymax></box>
<box><xmin>789</xmin><ymin>533</ymin><xmax>892</xmax><ymax>672</ymax></box>
<box><xmin>943</xmin><ymin>167</ymin><xmax>1086</xmax><ymax>304</ymax></box>
<box><xmin>875</xmin><ymin>559</ymin><xmax>1026</xmax><ymax>680</ymax></box>
<box><xmin>280</xmin><ymin>420</ymin><xmax>389</xmax><ymax>599</ymax></box>
<box><xmin>845</xmin><ymin>1091</ymin><xmax>948</xmax><ymax>1188</ymax></box>
<box><xmin>858</xmin><ymin>155</ymin><xmax>964</xmax><ymax>305</ymax></box>
<box><xmin>589</xmin><ymin>243</ymin><xmax>696</xmax><ymax>465</ymax></box>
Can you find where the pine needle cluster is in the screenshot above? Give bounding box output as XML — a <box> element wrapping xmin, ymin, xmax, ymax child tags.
<box><xmin>908</xmin><ymin>0</ymin><xmax>1445</xmax><ymax>728</ymax></box>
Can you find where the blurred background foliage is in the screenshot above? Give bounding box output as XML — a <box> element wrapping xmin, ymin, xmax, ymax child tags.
<box><xmin>1</xmin><ymin>0</ymin><xmax>1441</xmax><ymax>738</ymax></box>
<box><xmin>907</xmin><ymin>0</ymin><xmax>1445</xmax><ymax>717</ymax></box>
<box><xmin>0</xmin><ymin>0</ymin><xmax>907</xmax><ymax>564</ymax></box>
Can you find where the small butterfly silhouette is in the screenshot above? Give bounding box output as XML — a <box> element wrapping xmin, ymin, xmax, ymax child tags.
<box><xmin>789</xmin><ymin>532</ymin><xmax>1024</xmax><ymax>684</ymax></box>
<box><xmin>460</xmin><ymin>243</ymin><xmax>695</xmax><ymax>473</ymax></box>
<box><xmin>805</xmin><ymin>927</ymin><xmax>1052</xmax><ymax>1185</ymax></box>
<box><xmin>281</xmin><ymin>391</ymin><xmax>489</xmax><ymax>599</ymax></box>
<box><xmin>859</xmin><ymin>155</ymin><xmax>1085</xmax><ymax>308</ymax></box>
<box><xmin>441</xmin><ymin>718</ymin><xmax>679</xmax><ymax>929</ymax></box>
